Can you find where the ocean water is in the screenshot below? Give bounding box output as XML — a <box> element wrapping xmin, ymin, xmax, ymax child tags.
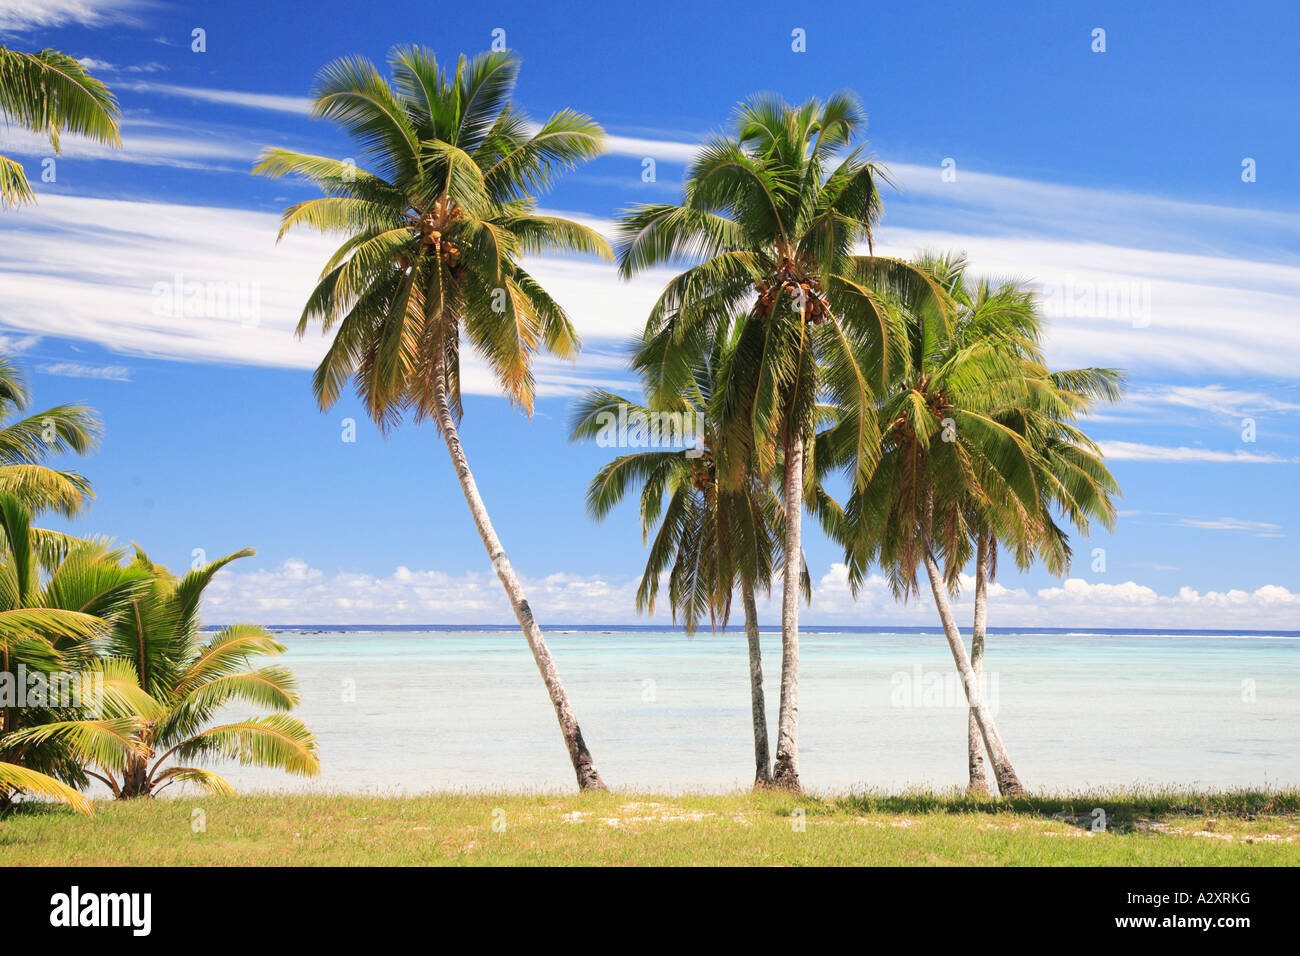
<box><xmin>208</xmin><ymin>627</ymin><xmax>1300</xmax><ymax>795</ymax></box>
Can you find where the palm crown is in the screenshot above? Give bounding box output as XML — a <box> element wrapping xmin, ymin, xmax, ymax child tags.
<box><xmin>570</xmin><ymin>320</ymin><xmax>804</xmax><ymax>632</ymax></box>
<box><xmin>615</xmin><ymin>91</ymin><xmax>946</xmax><ymax>489</ymax></box>
<box><xmin>0</xmin><ymin>47</ymin><xmax>120</xmax><ymax>205</ymax></box>
<box><xmin>0</xmin><ymin>356</ymin><xmax>101</xmax><ymax>517</ymax></box>
<box><xmin>255</xmin><ymin>47</ymin><xmax>613</xmax><ymax>426</ymax></box>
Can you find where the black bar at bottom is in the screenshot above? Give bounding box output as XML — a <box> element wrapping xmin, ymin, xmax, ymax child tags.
<box><xmin>10</xmin><ymin>865</ymin><xmax>1281</xmax><ymax>941</ymax></box>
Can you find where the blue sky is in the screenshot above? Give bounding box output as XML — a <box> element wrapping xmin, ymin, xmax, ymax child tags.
<box><xmin>1</xmin><ymin>0</ymin><xmax>1298</xmax><ymax>627</ymax></box>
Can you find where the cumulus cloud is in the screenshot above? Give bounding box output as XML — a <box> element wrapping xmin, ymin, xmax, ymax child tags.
<box><xmin>200</xmin><ymin>557</ymin><xmax>1300</xmax><ymax>631</ymax></box>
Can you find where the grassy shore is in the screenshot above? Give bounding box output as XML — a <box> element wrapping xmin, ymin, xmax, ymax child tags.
<box><xmin>3</xmin><ymin>789</ymin><xmax>1298</xmax><ymax>866</ymax></box>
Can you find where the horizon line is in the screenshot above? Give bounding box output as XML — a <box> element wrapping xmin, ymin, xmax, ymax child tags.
<box><xmin>201</xmin><ymin>623</ymin><xmax>1300</xmax><ymax>637</ymax></box>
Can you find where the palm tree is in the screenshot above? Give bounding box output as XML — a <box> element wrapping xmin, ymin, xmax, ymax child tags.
<box><xmin>14</xmin><ymin>547</ymin><xmax>320</xmax><ymax>798</ymax></box>
<box><xmin>256</xmin><ymin>47</ymin><xmax>612</xmax><ymax>790</ymax></box>
<box><xmin>0</xmin><ymin>356</ymin><xmax>101</xmax><ymax>517</ymax></box>
<box><xmin>0</xmin><ymin>47</ymin><xmax>120</xmax><ymax>205</ymax></box>
<box><xmin>614</xmin><ymin>92</ymin><xmax>946</xmax><ymax>790</ymax></box>
<box><xmin>0</xmin><ymin>495</ymin><xmax>146</xmax><ymax>815</ymax></box>
<box><xmin>914</xmin><ymin>254</ymin><xmax>1123</xmax><ymax>794</ymax></box>
<box><xmin>820</xmin><ymin>253</ymin><xmax>1044</xmax><ymax>796</ymax></box>
<box><xmin>569</xmin><ymin>321</ymin><xmax>806</xmax><ymax>785</ymax></box>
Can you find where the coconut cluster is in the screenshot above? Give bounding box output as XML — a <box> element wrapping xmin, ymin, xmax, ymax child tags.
<box><xmin>753</xmin><ymin>259</ymin><xmax>828</xmax><ymax>323</ymax></box>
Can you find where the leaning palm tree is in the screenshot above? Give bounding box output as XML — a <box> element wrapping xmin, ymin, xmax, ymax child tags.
<box><xmin>14</xmin><ymin>547</ymin><xmax>320</xmax><ymax>797</ymax></box>
<box><xmin>0</xmin><ymin>356</ymin><xmax>100</xmax><ymax>517</ymax></box>
<box><xmin>966</xmin><ymin>367</ymin><xmax>1123</xmax><ymax>792</ymax></box>
<box><xmin>824</xmin><ymin>255</ymin><xmax>1042</xmax><ymax>796</ymax></box>
<box><xmin>915</xmin><ymin>253</ymin><xmax>1123</xmax><ymax>794</ymax></box>
<box><xmin>570</xmin><ymin>320</ymin><xmax>806</xmax><ymax>785</ymax></box>
<box><xmin>0</xmin><ymin>47</ymin><xmax>120</xmax><ymax>205</ymax></box>
<box><xmin>255</xmin><ymin>47</ymin><xmax>612</xmax><ymax>790</ymax></box>
<box><xmin>0</xmin><ymin>495</ymin><xmax>146</xmax><ymax>815</ymax></box>
<box><xmin>614</xmin><ymin>91</ymin><xmax>946</xmax><ymax>789</ymax></box>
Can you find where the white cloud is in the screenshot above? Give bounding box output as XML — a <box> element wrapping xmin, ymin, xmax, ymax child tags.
<box><xmin>1096</xmin><ymin>441</ymin><xmax>1294</xmax><ymax>463</ymax></box>
<box><xmin>604</xmin><ymin>134</ymin><xmax>701</xmax><ymax>164</ymax></box>
<box><xmin>120</xmin><ymin>81</ymin><xmax>313</xmax><ymax>115</ymax></box>
<box><xmin>0</xmin><ymin>0</ymin><xmax>145</xmax><ymax>33</ymax></box>
<box><xmin>1</xmin><ymin>121</ymin><xmax>256</xmax><ymax>169</ymax></box>
<box><xmin>0</xmin><ymin>333</ymin><xmax>40</xmax><ymax>353</ymax></box>
<box><xmin>201</xmin><ymin>556</ymin><xmax>1300</xmax><ymax>631</ymax></box>
<box><xmin>0</xmin><ymin>193</ymin><xmax>653</xmax><ymax>398</ymax></box>
<box><xmin>1125</xmin><ymin>385</ymin><xmax>1300</xmax><ymax>419</ymax></box>
<box><xmin>113</xmin><ymin>92</ymin><xmax>705</xmax><ymax>160</ymax></box>
<box><xmin>37</xmin><ymin>361</ymin><xmax>130</xmax><ymax>381</ymax></box>
<box><xmin>1174</xmin><ymin>516</ymin><xmax>1281</xmax><ymax>534</ymax></box>
<box><xmin>74</xmin><ymin>57</ymin><xmax>165</xmax><ymax>74</ymax></box>
<box><xmin>3</xmin><ymin>145</ymin><xmax>1300</xmax><ymax>398</ymax></box>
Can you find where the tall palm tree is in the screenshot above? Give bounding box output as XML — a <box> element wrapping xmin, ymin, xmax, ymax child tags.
<box><xmin>569</xmin><ymin>321</ymin><xmax>806</xmax><ymax>785</ymax></box>
<box><xmin>614</xmin><ymin>92</ymin><xmax>946</xmax><ymax>790</ymax></box>
<box><xmin>0</xmin><ymin>495</ymin><xmax>146</xmax><ymax>815</ymax></box>
<box><xmin>0</xmin><ymin>356</ymin><xmax>100</xmax><ymax>517</ymax></box>
<box><xmin>256</xmin><ymin>47</ymin><xmax>612</xmax><ymax>790</ymax></box>
<box><xmin>14</xmin><ymin>547</ymin><xmax>320</xmax><ymax>798</ymax></box>
<box><xmin>0</xmin><ymin>47</ymin><xmax>120</xmax><ymax>205</ymax></box>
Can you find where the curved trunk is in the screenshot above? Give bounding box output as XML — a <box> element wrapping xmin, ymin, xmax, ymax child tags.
<box><xmin>740</xmin><ymin>580</ymin><xmax>772</xmax><ymax>786</ymax></box>
<box><xmin>967</xmin><ymin>531</ymin><xmax>992</xmax><ymax>795</ymax></box>
<box><xmin>921</xmin><ymin>545</ymin><xmax>1024</xmax><ymax>796</ymax></box>
<box><xmin>771</xmin><ymin>432</ymin><xmax>803</xmax><ymax>791</ymax></box>
<box><xmin>432</xmin><ymin>349</ymin><xmax>606</xmax><ymax>792</ymax></box>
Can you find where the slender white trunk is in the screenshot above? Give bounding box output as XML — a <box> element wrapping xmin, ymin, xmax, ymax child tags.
<box><xmin>968</xmin><ymin>530</ymin><xmax>993</xmax><ymax>795</ymax></box>
<box><xmin>432</xmin><ymin>349</ymin><xmax>606</xmax><ymax>791</ymax></box>
<box><xmin>741</xmin><ymin>580</ymin><xmax>772</xmax><ymax>786</ymax></box>
<box><xmin>921</xmin><ymin>545</ymin><xmax>1024</xmax><ymax>796</ymax></box>
<box><xmin>771</xmin><ymin>432</ymin><xmax>803</xmax><ymax>790</ymax></box>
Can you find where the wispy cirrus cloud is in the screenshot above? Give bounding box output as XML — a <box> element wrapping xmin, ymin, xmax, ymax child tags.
<box><xmin>75</xmin><ymin>57</ymin><xmax>166</xmax><ymax>73</ymax></box>
<box><xmin>1175</xmin><ymin>516</ymin><xmax>1282</xmax><ymax>534</ymax></box>
<box><xmin>0</xmin><ymin>0</ymin><xmax>147</xmax><ymax>33</ymax></box>
<box><xmin>1096</xmin><ymin>441</ymin><xmax>1294</xmax><ymax>463</ymax></box>
<box><xmin>118</xmin><ymin>81</ymin><xmax>313</xmax><ymax>115</ymax></box>
<box><xmin>114</xmin><ymin>85</ymin><xmax>709</xmax><ymax>167</ymax></box>
<box><xmin>6</xmin><ymin>192</ymin><xmax>1300</xmax><ymax>391</ymax></box>
<box><xmin>1125</xmin><ymin>385</ymin><xmax>1300</xmax><ymax>419</ymax></box>
<box><xmin>0</xmin><ymin>193</ymin><xmax>647</xmax><ymax>398</ymax></box>
<box><xmin>38</xmin><ymin>361</ymin><xmax>131</xmax><ymax>381</ymax></box>
<box><xmin>1</xmin><ymin>122</ymin><xmax>255</xmax><ymax>170</ymax></box>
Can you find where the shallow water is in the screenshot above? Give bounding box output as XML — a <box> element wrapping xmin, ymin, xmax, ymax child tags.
<box><xmin>210</xmin><ymin>628</ymin><xmax>1300</xmax><ymax>794</ymax></box>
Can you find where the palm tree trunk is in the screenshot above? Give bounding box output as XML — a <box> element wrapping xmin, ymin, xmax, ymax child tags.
<box><xmin>0</xmin><ymin>649</ymin><xmax>14</xmax><ymax>752</ymax></box>
<box><xmin>432</xmin><ymin>349</ymin><xmax>606</xmax><ymax>791</ymax></box>
<box><xmin>921</xmin><ymin>544</ymin><xmax>1025</xmax><ymax>796</ymax></box>
<box><xmin>771</xmin><ymin>432</ymin><xmax>803</xmax><ymax>791</ymax></box>
<box><xmin>740</xmin><ymin>579</ymin><xmax>772</xmax><ymax>786</ymax></box>
<box><xmin>120</xmin><ymin>755</ymin><xmax>150</xmax><ymax>798</ymax></box>
<box><xmin>968</xmin><ymin>530</ymin><xmax>992</xmax><ymax>796</ymax></box>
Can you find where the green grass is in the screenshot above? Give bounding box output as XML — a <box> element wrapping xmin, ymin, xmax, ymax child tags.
<box><xmin>3</xmin><ymin>788</ymin><xmax>1298</xmax><ymax>866</ymax></box>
